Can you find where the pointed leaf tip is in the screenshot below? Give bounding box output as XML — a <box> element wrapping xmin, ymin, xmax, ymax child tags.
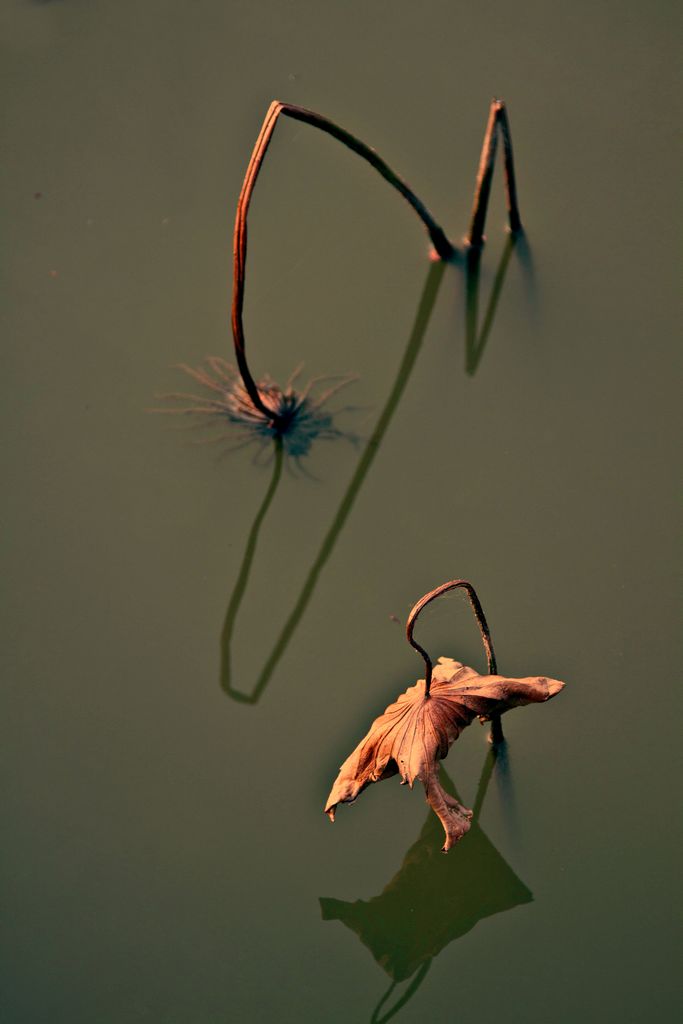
<box><xmin>545</xmin><ymin>678</ymin><xmax>565</xmax><ymax>698</ymax></box>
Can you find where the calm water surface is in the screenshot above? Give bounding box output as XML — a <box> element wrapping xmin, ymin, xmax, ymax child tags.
<box><xmin>3</xmin><ymin>2</ymin><xmax>681</xmax><ymax>1022</ymax></box>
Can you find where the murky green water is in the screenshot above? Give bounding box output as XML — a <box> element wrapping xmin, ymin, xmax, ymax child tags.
<box><xmin>3</xmin><ymin>2</ymin><xmax>681</xmax><ymax>1022</ymax></box>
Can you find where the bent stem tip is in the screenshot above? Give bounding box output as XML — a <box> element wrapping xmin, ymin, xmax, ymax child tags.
<box><xmin>405</xmin><ymin>579</ymin><xmax>502</xmax><ymax>740</ymax></box>
<box><xmin>466</xmin><ymin>98</ymin><xmax>523</xmax><ymax>250</ymax></box>
<box><xmin>231</xmin><ymin>100</ymin><xmax>458</xmax><ymax>418</ymax></box>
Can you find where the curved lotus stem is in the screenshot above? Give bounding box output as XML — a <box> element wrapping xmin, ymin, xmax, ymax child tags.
<box><xmin>406</xmin><ymin>578</ymin><xmax>497</xmax><ymax>689</ymax></box>
<box><xmin>406</xmin><ymin>578</ymin><xmax>504</xmax><ymax>742</ymax></box>
<box><xmin>232</xmin><ymin>100</ymin><xmax>457</xmax><ymax>422</ymax></box>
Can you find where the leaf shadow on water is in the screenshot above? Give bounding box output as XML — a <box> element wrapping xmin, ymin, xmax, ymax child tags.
<box><xmin>320</xmin><ymin>747</ymin><xmax>531</xmax><ymax>1023</ymax></box>
<box><xmin>222</xmin><ymin>236</ymin><xmax>526</xmax><ymax>703</ymax></box>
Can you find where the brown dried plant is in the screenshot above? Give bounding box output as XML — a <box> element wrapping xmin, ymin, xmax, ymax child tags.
<box><xmin>158</xmin><ymin>99</ymin><xmax>522</xmax><ymax>454</ymax></box>
<box><xmin>325</xmin><ymin>580</ymin><xmax>564</xmax><ymax>851</ymax></box>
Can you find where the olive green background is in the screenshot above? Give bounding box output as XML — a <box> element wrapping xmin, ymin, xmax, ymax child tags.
<box><xmin>2</xmin><ymin>1</ymin><xmax>681</xmax><ymax>1021</ymax></box>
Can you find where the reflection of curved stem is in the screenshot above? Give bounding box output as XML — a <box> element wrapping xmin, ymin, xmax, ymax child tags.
<box><xmin>472</xmin><ymin>746</ymin><xmax>498</xmax><ymax>821</ymax></box>
<box><xmin>465</xmin><ymin>233</ymin><xmax>516</xmax><ymax>375</ymax></box>
<box><xmin>221</xmin><ymin>439</ymin><xmax>284</xmax><ymax>702</ymax></box>
<box><xmin>233</xmin><ymin>101</ymin><xmax>456</xmax><ymax>421</ymax></box>
<box><xmin>222</xmin><ymin>261</ymin><xmax>445</xmax><ymax>703</ymax></box>
<box><xmin>231</xmin><ymin>99</ymin><xmax>524</xmax><ymax>422</ymax></box>
<box><xmin>370</xmin><ymin>960</ymin><xmax>432</xmax><ymax>1024</ymax></box>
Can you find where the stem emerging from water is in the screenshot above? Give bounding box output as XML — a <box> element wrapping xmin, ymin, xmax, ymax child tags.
<box><xmin>466</xmin><ymin>99</ymin><xmax>522</xmax><ymax>249</ymax></box>
<box><xmin>231</xmin><ymin>98</ymin><xmax>522</xmax><ymax>421</ymax></box>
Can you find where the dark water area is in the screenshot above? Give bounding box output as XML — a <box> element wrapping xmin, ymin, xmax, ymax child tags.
<box><xmin>2</xmin><ymin>2</ymin><xmax>681</xmax><ymax>1022</ymax></box>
